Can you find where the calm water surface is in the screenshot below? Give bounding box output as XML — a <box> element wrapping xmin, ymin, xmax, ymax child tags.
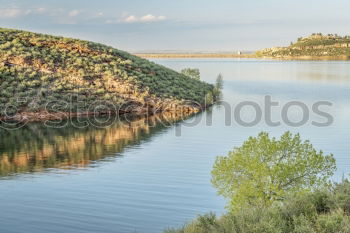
<box><xmin>1</xmin><ymin>59</ymin><xmax>350</xmax><ymax>233</ymax></box>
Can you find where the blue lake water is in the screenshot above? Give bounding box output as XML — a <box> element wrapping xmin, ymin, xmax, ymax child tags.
<box><xmin>1</xmin><ymin>58</ymin><xmax>350</xmax><ymax>233</ymax></box>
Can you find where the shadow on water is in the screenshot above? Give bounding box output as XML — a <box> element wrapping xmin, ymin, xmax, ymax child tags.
<box><xmin>0</xmin><ymin>112</ymin><xmax>188</xmax><ymax>178</ymax></box>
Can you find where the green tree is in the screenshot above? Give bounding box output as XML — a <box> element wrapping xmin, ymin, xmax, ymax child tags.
<box><xmin>211</xmin><ymin>132</ymin><xmax>336</xmax><ymax>210</ymax></box>
<box><xmin>213</xmin><ymin>74</ymin><xmax>223</xmax><ymax>100</ymax></box>
<box><xmin>205</xmin><ymin>92</ymin><xmax>214</xmax><ymax>105</ymax></box>
<box><xmin>181</xmin><ymin>68</ymin><xmax>200</xmax><ymax>80</ymax></box>
<box><xmin>215</xmin><ymin>73</ymin><xmax>223</xmax><ymax>90</ymax></box>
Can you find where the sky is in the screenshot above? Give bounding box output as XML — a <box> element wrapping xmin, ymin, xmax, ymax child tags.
<box><xmin>1</xmin><ymin>0</ymin><xmax>350</xmax><ymax>52</ymax></box>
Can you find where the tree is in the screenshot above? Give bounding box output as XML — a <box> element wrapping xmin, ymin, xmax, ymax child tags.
<box><xmin>212</xmin><ymin>74</ymin><xmax>223</xmax><ymax>100</ymax></box>
<box><xmin>181</xmin><ymin>68</ymin><xmax>200</xmax><ymax>80</ymax></box>
<box><xmin>215</xmin><ymin>73</ymin><xmax>223</xmax><ymax>90</ymax></box>
<box><xmin>205</xmin><ymin>92</ymin><xmax>213</xmax><ymax>105</ymax></box>
<box><xmin>211</xmin><ymin>132</ymin><xmax>336</xmax><ymax>211</ymax></box>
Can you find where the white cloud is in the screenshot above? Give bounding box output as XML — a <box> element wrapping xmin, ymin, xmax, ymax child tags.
<box><xmin>0</xmin><ymin>8</ymin><xmax>26</xmax><ymax>18</ymax></box>
<box><xmin>35</xmin><ymin>8</ymin><xmax>47</xmax><ymax>14</ymax></box>
<box><xmin>140</xmin><ymin>14</ymin><xmax>166</xmax><ymax>22</ymax></box>
<box><xmin>118</xmin><ymin>14</ymin><xmax>167</xmax><ymax>23</ymax></box>
<box><xmin>68</xmin><ymin>10</ymin><xmax>80</xmax><ymax>17</ymax></box>
<box><xmin>96</xmin><ymin>12</ymin><xmax>104</xmax><ymax>17</ymax></box>
<box><xmin>0</xmin><ymin>7</ymin><xmax>165</xmax><ymax>25</ymax></box>
<box><xmin>0</xmin><ymin>7</ymin><xmax>48</xmax><ymax>19</ymax></box>
<box><xmin>124</xmin><ymin>15</ymin><xmax>138</xmax><ymax>23</ymax></box>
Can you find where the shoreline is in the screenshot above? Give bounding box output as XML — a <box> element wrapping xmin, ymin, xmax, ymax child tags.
<box><xmin>134</xmin><ymin>53</ymin><xmax>256</xmax><ymax>59</ymax></box>
<box><xmin>135</xmin><ymin>53</ymin><xmax>350</xmax><ymax>60</ymax></box>
<box><xmin>0</xmin><ymin>104</ymin><xmax>206</xmax><ymax>123</ymax></box>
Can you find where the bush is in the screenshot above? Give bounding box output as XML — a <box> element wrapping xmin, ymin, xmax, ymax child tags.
<box><xmin>315</xmin><ymin>210</ymin><xmax>350</xmax><ymax>233</ymax></box>
<box><xmin>166</xmin><ymin>180</ymin><xmax>350</xmax><ymax>233</ymax></box>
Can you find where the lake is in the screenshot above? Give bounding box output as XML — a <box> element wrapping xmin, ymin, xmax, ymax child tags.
<box><xmin>1</xmin><ymin>58</ymin><xmax>350</xmax><ymax>233</ymax></box>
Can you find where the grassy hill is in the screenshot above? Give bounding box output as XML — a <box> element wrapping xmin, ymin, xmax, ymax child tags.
<box><xmin>257</xmin><ymin>33</ymin><xmax>350</xmax><ymax>58</ymax></box>
<box><xmin>0</xmin><ymin>28</ymin><xmax>215</xmax><ymax>120</ymax></box>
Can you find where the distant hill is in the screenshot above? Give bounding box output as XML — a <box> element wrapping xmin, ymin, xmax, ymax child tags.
<box><xmin>257</xmin><ymin>34</ymin><xmax>350</xmax><ymax>59</ymax></box>
<box><xmin>0</xmin><ymin>28</ymin><xmax>215</xmax><ymax>120</ymax></box>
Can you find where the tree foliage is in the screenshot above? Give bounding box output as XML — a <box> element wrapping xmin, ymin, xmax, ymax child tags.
<box><xmin>181</xmin><ymin>68</ymin><xmax>200</xmax><ymax>80</ymax></box>
<box><xmin>211</xmin><ymin>132</ymin><xmax>336</xmax><ymax>210</ymax></box>
<box><xmin>212</xmin><ymin>74</ymin><xmax>223</xmax><ymax>100</ymax></box>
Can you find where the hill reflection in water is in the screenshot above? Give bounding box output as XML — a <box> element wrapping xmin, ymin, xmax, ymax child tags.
<box><xmin>0</xmin><ymin>113</ymin><xmax>184</xmax><ymax>178</ymax></box>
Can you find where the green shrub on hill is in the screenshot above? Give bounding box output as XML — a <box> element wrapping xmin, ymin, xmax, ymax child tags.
<box><xmin>0</xmin><ymin>28</ymin><xmax>215</xmax><ymax>116</ymax></box>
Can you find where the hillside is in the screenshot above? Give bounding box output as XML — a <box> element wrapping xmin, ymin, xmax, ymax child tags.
<box><xmin>0</xmin><ymin>28</ymin><xmax>215</xmax><ymax>121</ymax></box>
<box><xmin>257</xmin><ymin>33</ymin><xmax>350</xmax><ymax>58</ymax></box>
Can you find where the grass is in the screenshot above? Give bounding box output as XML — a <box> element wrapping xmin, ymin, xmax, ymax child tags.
<box><xmin>0</xmin><ymin>28</ymin><xmax>215</xmax><ymax>116</ymax></box>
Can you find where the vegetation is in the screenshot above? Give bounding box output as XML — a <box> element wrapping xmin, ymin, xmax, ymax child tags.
<box><xmin>212</xmin><ymin>132</ymin><xmax>336</xmax><ymax>210</ymax></box>
<box><xmin>204</xmin><ymin>74</ymin><xmax>224</xmax><ymax>105</ymax></box>
<box><xmin>257</xmin><ymin>33</ymin><xmax>350</xmax><ymax>58</ymax></box>
<box><xmin>181</xmin><ymin>68</ymin><xmax>200</xmax><ymax>80</ymax></box>
<box><xmin>0</xmin><ymin>28</ymin><xmax>215</xmax><ymax>117</ymax></box>
<box><xmin>213</xmin><ymin>74</ymin><xmax>223</xmax><ymax>100</ymax></box>
<box><xmin>165</xmin><ymin>132</ymin><xmax>346</xmax><ymax>233</ymax></box>
<box><xmin>165</xmin><ymin>180</ymin><xmax>350</xmax><ymax>233</ymax></box>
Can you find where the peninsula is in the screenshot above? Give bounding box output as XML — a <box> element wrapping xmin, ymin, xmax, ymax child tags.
<box><xmin>0</xmin><ymin>28</ymin><xmax>216</xmax><ymax>121</ymax></box>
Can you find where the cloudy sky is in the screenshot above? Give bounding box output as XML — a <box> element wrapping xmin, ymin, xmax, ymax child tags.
<box><xmin>1</xmin><ymin>0</ymin><xmax>350</xmax><ymax>52</ymax></box>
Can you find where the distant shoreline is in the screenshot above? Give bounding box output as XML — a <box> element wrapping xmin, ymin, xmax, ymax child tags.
<box><xmin>259</xmin><ymin>55</ymin><xmax>350</xmax><ymax>61</ymax></box>
<box><xmin>134</xmin><ymin>53</ymin><xmax>256</xmax><ymax>59</ymax></box>
<box><xmin>135</xmin><ymin>53</ymin><xmax>350</xmax><ymax>60</ymax></box>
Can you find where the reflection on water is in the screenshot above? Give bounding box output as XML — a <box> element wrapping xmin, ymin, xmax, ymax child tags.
<box><xmin>1</xmin><ymin>59</ymin><xmax>350</xmax><ymax>233</ymax></box>
<box><xmin>0</xmin><ymin>113</ymin><xmax>183</xmax><ymax>178</ymax></box>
